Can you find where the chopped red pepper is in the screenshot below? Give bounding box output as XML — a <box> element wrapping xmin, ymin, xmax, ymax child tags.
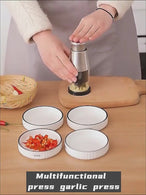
<box><xmin>24</xmin><ymin>134</ymin><xmax>58</xmax><ymax>151</ymax></box>
<box><xmin>11</xmin><ymin>85</ymin><xmax>23</xmax><ymax>95</ymax></box>
<box><xmin>0</xmin><ymin>120</ymin><xmax>9</xmax><ymax>126</ymax></box>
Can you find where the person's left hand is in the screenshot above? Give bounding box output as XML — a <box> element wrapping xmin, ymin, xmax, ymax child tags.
<box><xmin>69</xmin><ymin>5</ymin><xmax>116</xmax><ymax>43</ymax></box>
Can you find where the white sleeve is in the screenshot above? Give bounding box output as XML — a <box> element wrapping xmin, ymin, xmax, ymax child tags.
<box><xmin>97</xmin><ymin>0</ymin><xmax>133</xmax><ymax>20</ymax></box>
<box><xmin>5</xmin><ymin>0</ymin><xmax>52</xmax><ymax>43</ymax></box>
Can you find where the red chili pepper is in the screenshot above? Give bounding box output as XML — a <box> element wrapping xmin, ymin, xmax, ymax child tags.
<box><xmin>11</xmin><ymin>85</ymin><xmax>23</xmax><ymax>95</ymax></box>
<box><xmin>0</xmin><ymin>120</ymin><xmax>9</xmax><ymax>126</ymax></box>
<box><xmin>24</xmin><ymin>134</ymin><xmax>58</xmax><ymax>151</ymax></box>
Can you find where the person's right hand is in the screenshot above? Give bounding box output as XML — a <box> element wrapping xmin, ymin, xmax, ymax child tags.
<box><xmin>33</xmin><ymin>30</ymin><xmax>78</xmax><ymax>83</ymax></box>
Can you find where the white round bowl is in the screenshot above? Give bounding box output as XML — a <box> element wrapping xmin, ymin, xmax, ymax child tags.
<box><xmin>67</xmin><ymin>106</ymin><xmax>108</xmax><ymax>131</ymax></box>
<box><xmin>22</xmin><ymin>106</ymin><xmax>63</xmax><ymax>130</ymax></box>
<box><xmin>18</xmin><ymin>129</ymin><xmax>62</xmax><ymax>159</ymax></box>
<box><xmin>65</xmin><ymin>129</ymin><xmax>109</xmax><ymax>160</ymax></box>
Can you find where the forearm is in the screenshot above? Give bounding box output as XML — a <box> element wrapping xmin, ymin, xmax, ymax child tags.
<box><xmin>97</xmin><ymin>0</ymin><xmax>133</xmax><ymax>19</ymax></box>
<box><xmin>5</xmin><ymin>0</ymin><xmax>52</xmax><ymax>43</ymax></box>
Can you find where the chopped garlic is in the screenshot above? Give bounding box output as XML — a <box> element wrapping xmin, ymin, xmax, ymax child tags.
<box><xmin>13</xmin><ymin>90</ymin><xmax>19</xmax><ymax>96</ymax></box>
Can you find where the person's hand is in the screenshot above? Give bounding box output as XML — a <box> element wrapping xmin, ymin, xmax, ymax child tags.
<box><xmin>33</xmin><ymin>30</ymin><xmax>78</xmax><ymax>83</ymax></box>
<box><xmin>69</xmin><ymin>4</ymin><xmax>117</xmax><ymax>43</ymax></box>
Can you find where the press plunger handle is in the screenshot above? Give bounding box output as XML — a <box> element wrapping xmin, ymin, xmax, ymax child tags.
<box><xmin>135</xmin><ymin>80</ymin><xmax>146</xmax><ymax>95</ymax></box>
<box><xmin>71</xmin><ymin>42</ymin><xmax>86</xmax><ymax>52</ymax></box>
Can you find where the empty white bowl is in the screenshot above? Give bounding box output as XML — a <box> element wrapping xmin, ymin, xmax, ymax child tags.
<box><xmin>18</xmin><ymin>129</ymin><xmax>62</xmax><ymax>159</ymax></box>
<box><xmin>22</xmin><ymin>106</ymin><xmax>63</xmax><ymax>130</ymax></box>
<box><xmin>67</xmin><ymin>106</ymin><xmax>108</xmax><ymax>130</ymax></box>
<box><xmin>65</xmin><ymin>129</ymin><xmax>109</xmax><ymax>160</ymax></box>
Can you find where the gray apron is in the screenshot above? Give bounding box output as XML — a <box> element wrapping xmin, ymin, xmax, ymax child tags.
<box><xmin>4</xmin><ymin>0</ymin><xmax>141</xmax><ymax>80</ymax></box>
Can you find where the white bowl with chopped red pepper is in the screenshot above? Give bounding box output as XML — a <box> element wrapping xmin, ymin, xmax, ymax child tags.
<box><xmin>18</xmin><ymin>129</ymin><xmax>62</xmax><ymax>159</ymax></box>
<box><xmin>22</xmin><ymin>106</ymin><xmax>63</xmax><ymax>131</ymax></box>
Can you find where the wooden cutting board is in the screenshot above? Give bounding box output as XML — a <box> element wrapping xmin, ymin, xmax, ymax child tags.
<box><xmin>58</xmin><ymin>76</ymin><xmax>146</xmax><ymax>108</ymax></box>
